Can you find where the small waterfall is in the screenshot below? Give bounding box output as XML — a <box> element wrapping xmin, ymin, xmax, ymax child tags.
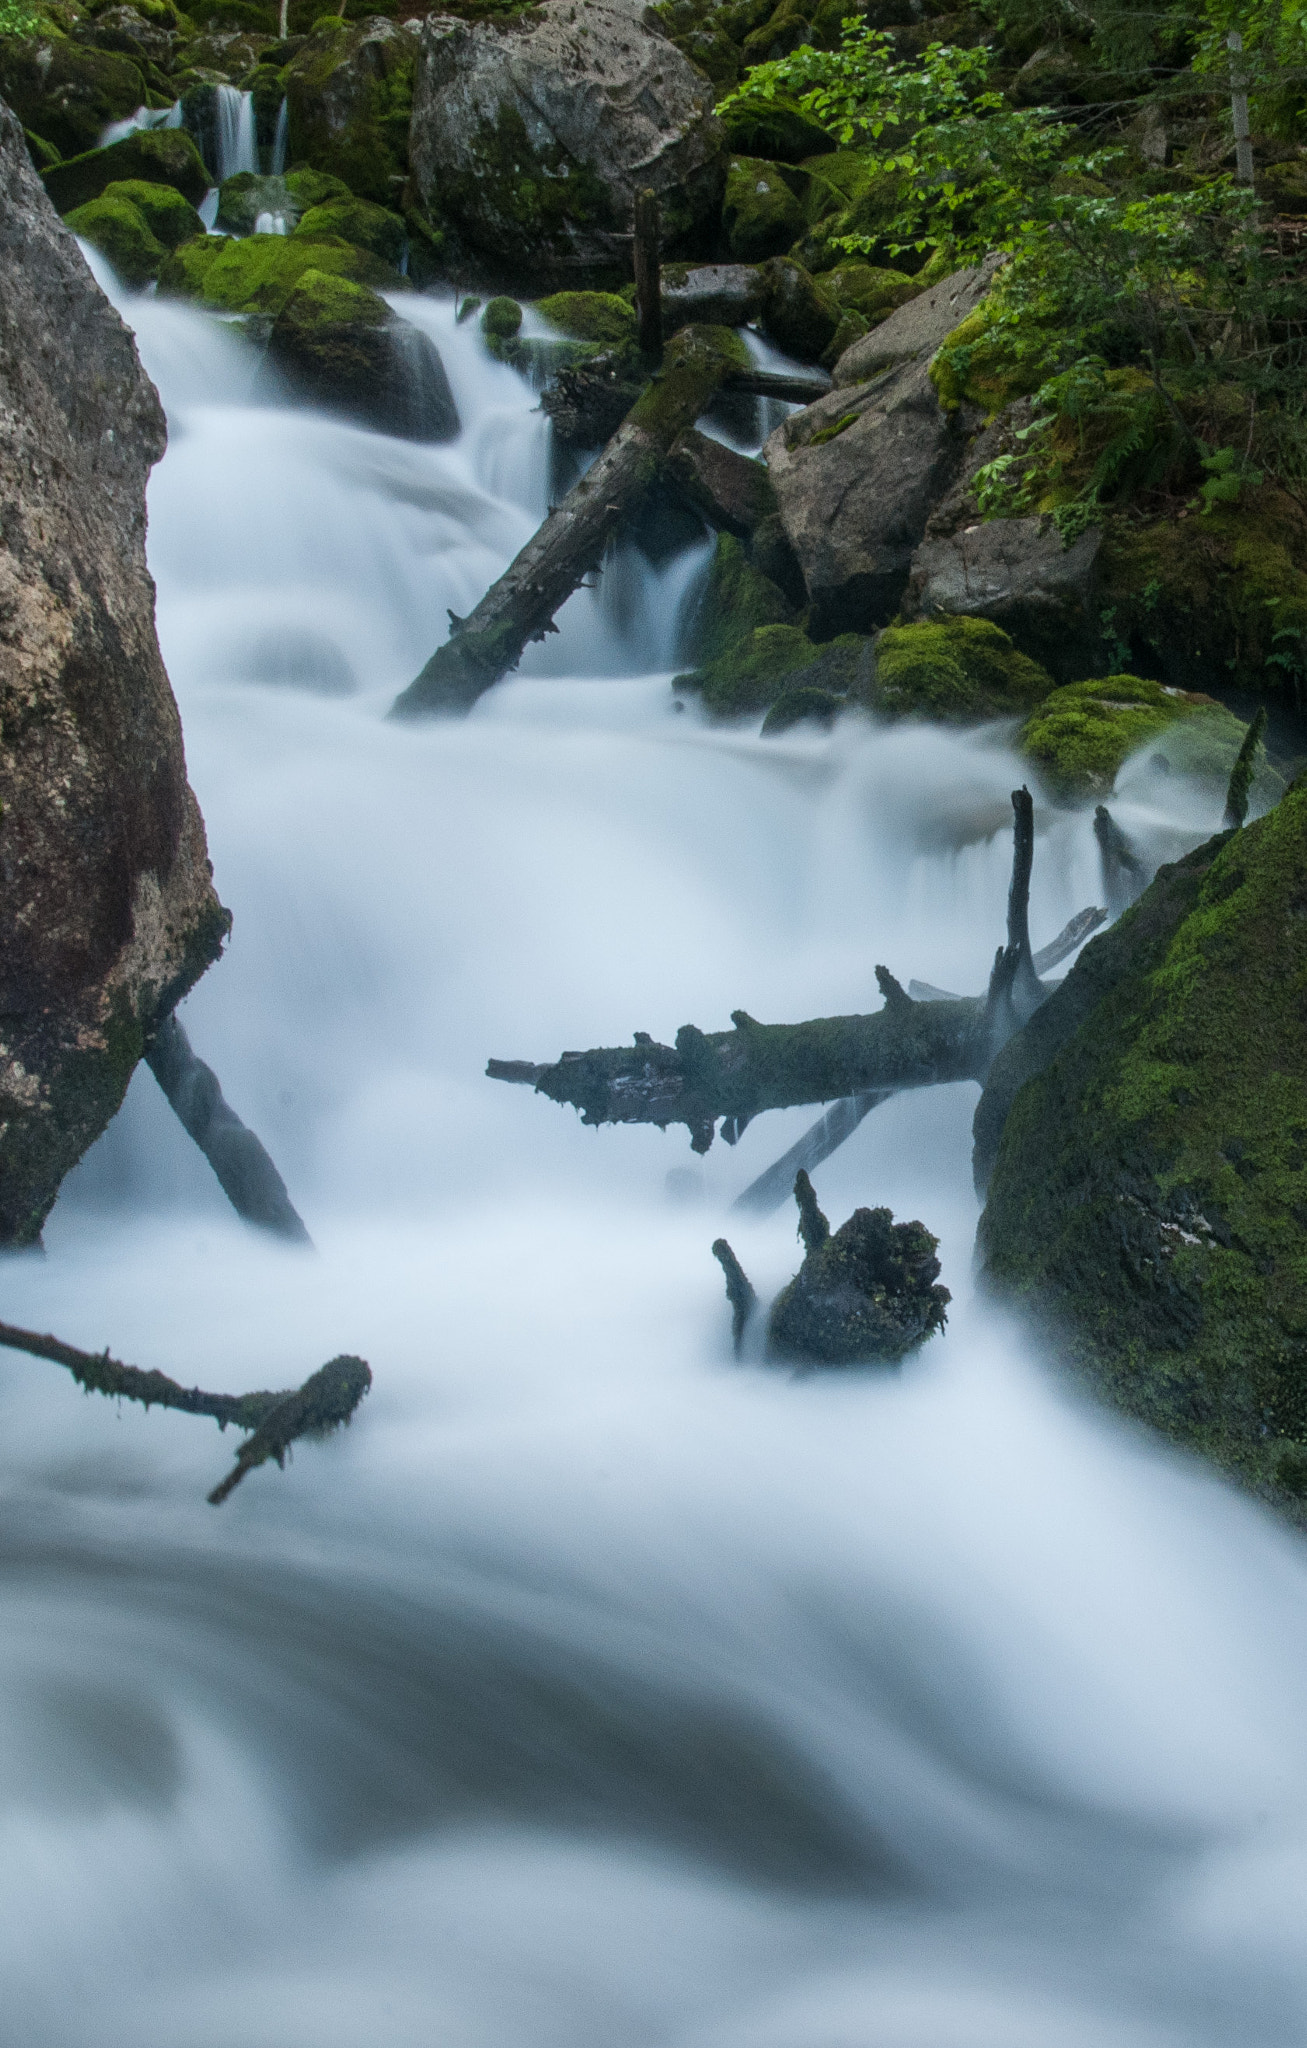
<box><xmin>213</xmin><ymin>85</ymin><xmax>258</xmax><ymax>183</ymax></box>
<box><xmin>100</xmin><ymin>100</ymin><xmax>183</xmax><ymax>149</ymax></box>
<box><xmin>270</xmin><ymin>97</ymin><xmax>289</xmax><ymax>176</ymax></box>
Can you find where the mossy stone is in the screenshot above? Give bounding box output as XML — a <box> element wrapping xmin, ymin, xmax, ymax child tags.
<box><xmin>1019</xmin><ymin>673</ymin><xmax>1228</xmax><ymax>802</ymax></box>
<box><xmin>100</xmin><ymin>177</ymin><xmax>204</xmax><ymax>248</ymax></box>
<box><xmin>719</xmin><ymin>91</ymin><xmax>835</xmax><ymax>164</ymax></box>
<box><xmin>0</xmin><ymin>35</ymin><xmax>146</xmax><ymax>159</ymax></box>
<box><xmin>157</xmin><ymin>228</ymin><xmax>398</xmax><ymax>314</ymax></box>
<box><xmin>284</xmin><ymin>165</ymin><xmax>350</xmax><ymax>208</ymax></box>
<box><xmin>760</xmin><ymin>685</ymin><xmax>843</xmax><ymax>735</ymax></box>
<box><xmin>481</xmin><ymin>295</ymin><xmax>523</xmax><ymax>339</ymax></box>
<box><xmin>979</xmin><ymin>777</ymin><xmax>1307</xmax><ymax>1521</ymax></box>
<box><xmin>536</xmin><ymin>291</ymin><xmax>635</xmax><ymax>349</ymax></box>
<box><xmin>759</xmin><ymin>256</ymin><xmax>840</xmax><ymax>364</ymax></box>
<box><xmin>723</xmin><ymin>154</ymin><xmax>805</xmax><ymax>264</ymax></box>
<box><xmin>283</xmin><ymin>15</ymin><xmax>415</xmax><ymax>204</ymax></box>
<box><xmin>217</xmin><ymin>171</ymin><xmax>301</xmax><ymax>234</ymax></box>
<box><xmin>686</xmin><ymin>532</ymin><xmax>793</xmax><ymax>668</ymax></box>
<box><xmin>770</xmin><ymin>1203</ymin><xmax>951</xmax><ymax>1365</ymax></box>
<box><xmin>823</xmin><ymin>261</ymin><xmax>917</xmax><ymax>320</ymax></box>
<box><xmin>64</xmin><ymin>191</ymin><xmax>169</xmax><ymax>287</ymax></box>
<box><xmin>860</xmin><ymin>617</ymin><xmax>1054</xmax><ymax>725</ymax></box>
<box><xmin>265</xmin><ymin>267</ymin><xmax>459</xmax><ymax>441</ymax></box>
<box><xmin>930</xmin><ymin>303</ymin><xmax>1041</xmax><ymax>419</ymax></box>
<box><xmin>44</xmin><ymin>124</ymin><xmax>211</xmax><ymax>212</ymax></box>
<box><xmin>295</xmin><ymin>195</ymin><xmax>406</xmax><ymax>265</ymax></box>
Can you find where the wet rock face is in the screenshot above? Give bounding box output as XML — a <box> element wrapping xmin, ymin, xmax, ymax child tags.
<box><xmin>977</xmin><ymin>782</ymin><xmax>1307</xmax><ymax>1521</ymax></box>
<box><xmin>768</xmin><ymin>1176</ymin><xmax>951</xmax><ymax>1367</ymax></box>
<box><xmin>410</xmin><ymin>1</ymin><xmax>724</xmax><ymax>281</ymax></box>
<box><xmin>0</xmin><ymin>98</ymin><xmax>227</xmax><ymax>1245</ymax></box>
<box><xmin>904</xmin><ymin>516</ymin><xmax>1104</xmax><ymax>682</ymax></box>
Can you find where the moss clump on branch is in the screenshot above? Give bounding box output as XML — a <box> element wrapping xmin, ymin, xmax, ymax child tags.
<box><xmin>979</xmin><ymin>776</ymin><xmax>1307</xmax><ymax>1520</ymax></box>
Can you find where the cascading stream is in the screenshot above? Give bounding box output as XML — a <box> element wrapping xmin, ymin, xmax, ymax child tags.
<box><xmin>2</xmin><ymin>256</ymin><xmax>1306</xmax><ymax>2048</ymax></box>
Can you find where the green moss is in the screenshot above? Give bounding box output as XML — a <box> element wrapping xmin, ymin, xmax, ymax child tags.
<box><xmin>99</xmin><ymin>177</ymin><xmax>203</xmax><ymax>248</ymax></box>
<box><xmin>44</xmin><ymin>124</ymin><xmax>210</xmax><ymax>211</ymax></box>
<box><xmin>295</xmin><ymin>195</ymin><xmax>406</xmax><ymax>265</ymax></box>
<box><xmin>536</xmin><ymin>291</ymin><xmax>635</xmax><ymax>349</ymax></box>
<box><xmin>217</xmin><ymin>171</ymin><xmax>300</xmax><ymax>235</ymax></box>
<box><xmin>861</xmin><ymin>617</ymin><xmax>1054</xmax><ymax>725</ymax></box>
<box><xmin>760</xmin><ymin>684</ymin><xmax>842</xmax><ymax>735</ymax></box>
<box><xmin>626</xmin><ymin>324</ymin><xmax>749</xmax><ymax>442</ymax></box>
<box><xmin>1019</xmin><ymin>673</ymin><xmax>1230</xmax><ymax>801</ymax></box>
<box><xmin>930</xmin><ymin>303</ymin><xmax>1041</xmax><ymax>419</ymax></box>
<box><xmin>156</xmin><ymin>228</ymin><xmax>398</xmax><ymax>313</ymax></box>
<box><xmin>718</xmin><ymin>90</ymin><xmax>834</xmax><ymax>164</ymax></box>
<box><xmin>723</xmin><ymin>154</ymin><xmax>805</xmax><ymax>263</ymax></box>
<box><xmin>822</xmin><ymin>261</ymin><xmax>917</xmax><ymax>320</ymax></box>
<box><xmin>980</xmin><ymin>778</ymin><xmax>1307</xmax><ymax>1519</ymax></box>
<box><xmin>284</xmin><ymin>165</ymin><xmax>350</xmax><ymax>209</ymax></box>
<box><xmin>64</xmin><ymin>190</ymin><xmax>168</xmax><ymax>286</ymax></box>
<box><xmin>0</xmin><ymin>34</ymin><xmax>145</xmax><ymax>158</ymax></box>
<box><xmin>809</xmin><ymin>410</ymin><xmax>858</xmax><ymax>448</ymax></box>
<box><xmin>481</xmin><ymin>295</ymin><xmax>523</xmax><ymax>340</ymax></box>
<box><xmin>759</xmin><ymin>255</ymin><xmax>840</xmax><ymax>363</ymax></box>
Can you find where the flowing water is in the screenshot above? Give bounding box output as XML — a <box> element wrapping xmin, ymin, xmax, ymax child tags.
<box><xmin>5</xmin><ymin>259</ymin><xmax>1307</xmax><ymax>2048</ymax></box>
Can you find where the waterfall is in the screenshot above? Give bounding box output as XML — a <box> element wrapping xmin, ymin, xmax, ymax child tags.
<box><xmin>213</xmin><ymin>84</ymin><xmax>258</xmax><ymax>183</ymax></box>
<box><xmin>10</xmin><ymin>252</ymin><xmax>1307</xmax><ymax>2048</ymax></box>
<box><xmin>270</xmin><ymin>95</ymin><xmax>288</xmax><ymax>176</ymax></box>
<box><xmin>100</xmin><ymin>100</ymin><xmax>183</xmax><ymax>149</ymax></box>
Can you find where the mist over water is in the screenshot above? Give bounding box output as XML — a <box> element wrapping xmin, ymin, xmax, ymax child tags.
<box><xmin>5</xmin><ymin>257</ymin><xmax>1307</xmax><ymax>2047</ymax></box>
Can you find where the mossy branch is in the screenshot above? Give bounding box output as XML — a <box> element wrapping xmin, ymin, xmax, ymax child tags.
<box><xmin>390</xmin><ymin>324</ymin><xmax>750</xmax><ymax>719</ymax></box>
<box><xmin>1224</xmin><ymin>705</ymin><xmax>1268</xmax><ymax>829</ymax></box>
<box><xmin>0</xmin><ymin>1319</ymin><xmax>370</xmax><ymax>1504</ymax></box>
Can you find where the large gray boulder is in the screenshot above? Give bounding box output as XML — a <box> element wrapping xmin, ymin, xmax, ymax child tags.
<box><xmin>830</xmin><ymin>257</ymin><xmax>1003</xmax><ymax>388</ymax></box>
<box><xmin>0</xmin><ymin>97</ymin><xmax>228</xmax><ymax>1246</ymax></box>
<box><xmin>409</xmin><ymin>1</ymin><xmax>724</xmax><ymax>280</ymax></box>
<box><xmin>904</xmin><ymin>517</ymin><xmax>1104</xmax><ymax>680</ymax></box>
<box><xmin>764</xmin><ymin>357</ymin><xmax>964</xmax><ymax>634</ymax></box>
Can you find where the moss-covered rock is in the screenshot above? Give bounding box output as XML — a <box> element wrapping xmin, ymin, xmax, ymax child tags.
<box><xmin>157</xmin><ymin>227</ymin><xmax>398</xmax><ymax>313</ymax></box>
<box><xmin>723</xmin><ymin>154</ymin><xmax>805</xmax><ymax>263</ymax></box>
<box><xmin>677</xmin><ymin>536</ymin><xmax>871</xmax><ymax>718</ymax></box>
<box><xmin>789</xmin><ymin>148</ymin><xmax>905</xmax><ymax>275</ymax></box>
<box><xmin>978</xmin><ymin>779</ymin><xmax>1307</xmax><ymax>1520</ymax></box>
<box><xmin>760</xmin><ymin>684</ymin><xmax>843</xmax><ymax>735</ymax></box>
<box><xmin>295</xmin><ymin>194</ymin><xmax>406</xmax><ymax>265</ymax></box>
<box><xmin>481</xmin><ymin>294</ymin><xmax>522</xmax><ymax>340</ymax></box>
<box><xmin>265</xmin><ymin>267</ymin><xmax>459</xmax><ymax>441</ymax></box>
<box><xmin>1018</xmin><ymin>673</ymin><xmax>1238</xmax><ymax>802</ymax></box>
<box><xmin>283</xmin><ymin>14</ymin><xmax>416</xmax><ymax>204</ymax></box>
<box><xmin>536</xmin><ymin>291</ymin><xmax>636</xmax><ymax>350</ymax></box>
<box><xmin>43</xmin><ymin>123</ymin><xmax>211</xmax><ymax>212</ymax></box>
<box><xmin>718</xmin><ymin>90</ymin><xmax>835</xmax><ymax>164</ymax></box>
<box><xmin>685</xmin><ymin>531</ymin><xmax>793</xmax><ymax>667</ymax></box>
<box><xmin>1098</xmin><ymin>493</ymin><xmax>1307</xmax><ymax>700</ymax></box>
<box><xmin>859</xmin><ymin>617</ymin><xmax>1054</xmax><ymax>725</ymax></box>
<box><xmin>822</xmin><ymin>260</ymin><xmax>918</xmax><ymax>322</ymax></box>
<box><xmin>64</xmin><ymin>190</ymin><xmax>169</xmax><ymax>286</ymax></box>
<box><xmin>758</xmin><ymin>255</ymin><xmax>840</xmax><ymax>363</ymax></box>
<box><xmin>100</xmin><ymin>176</ymin><xmax>204</xmax><ymax>247</ymax></box>
<box><xmin>216</xmin><ymin>170</ymin><xmax>298</xmax><ymax>234</ymax></box>
<box><xmin>0</xmin><ymin>33</ymin><xmax>146</xmax><ymax>159</ymax></box>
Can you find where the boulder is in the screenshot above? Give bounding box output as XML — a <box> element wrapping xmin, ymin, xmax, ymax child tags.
<box><xmin>157</xmin><ymin>230</ymin><xmax>399</xmax><ymax>315</ymax></box>
<box><xmin>662</xmin><ymin>261</ymin><xmax>766</xmax><ymax>332</ymax></box>
<box><xmin>43</xmin><ymin>126</ymin><xmax>211</xmax><ymax>213</ymax></box>
<box><xmin>215</xmin><ymin>167</ymin><xmax>350</xmax><ymax>236</ymax></box>
<box><xmin>768</xmin><ymin>1177</ymin><xmax>951</xmax><ymax>1367</ymax></box>
<box><xmin>537</xmin><ymin>290</ymin><xmax>636</xmax><ymax>349</ymax></box>
<box><xmin>64</xmin><ymin>189</ymin><xmax>169</xmax><ymax>287</ymax></box>
<box><xmin>73</xmin><ymin>3</ymin><xmax>188</xmax><ymax>70</ymax></box>
<box><xmin>265</xmin><ymin>272</ymin><xmax>460</xmax><ymax>444</ymax></box>
<box><xmin>977</xmin><ymin>779</ymin><xmax>1307</xmax><ymax>1522</ymax></box>
<box><xmin>831</xmin><ymin>257</ymin><xmax>1002</xmax><ymax>388</ymax></box>
<box><xmin>0</xmin><ymin>99</ymin><xmax>227</xmax><ymax>1246</ymax></box>
<box><xmin>0</xmin><ymin>35</ymin><xmax>146</xmax><ymax>159</ymax></box>
<box><xmin>676</xmin><ymin>534</ymin><xmax>869</xmax><ymax>718</ymax></box>
<box><xmin>857</xmin><ymin>616</ymin><xmax>1053</xmax><ymax>724</ymax></box>
<box><xmin>283</xmin><ymin>15</ymin><xmax>418</xmax><ymax>206</ymax></box>
<box><xmin>764</xmin><ymin>357</ymin><xmax>964</xmax><ymax>634</ymax></box>
<box><xmin>903</xmin><ymin>516</ymin><xmax>1105</xmax><ymax>680</ymax></box>
<box><xmin>718</xmin><ymin>90</ymin><xmax>836</xmax><ymax>164</ymax></box>
<box><xmin>723</xmin><ymin>154</ymin><xmax>805</xmax><ymax>262</ymax></box>
<box><xmin>666</xmin><ymin>427</ymin><xmax>777</xmax><ymax>538</ymax></box>
<box><xmin>1017</xmin><ymin>673</ymin><xmax>1250</xmax><ymax>804</ymax></box>
<box><xmin>295</xmin><ymin>195</ymin><xmax>407</xmax><ymax>267</ymax></box>
<box><xmin>757</xmin><ymin>255</ymin><xmax>840</xmax><ymax>363</ymax></box>
<box><xmin>409</xmin><ymin>0</ymin><xmax>724</xmax><ymax>281</ymax></box>
<box><xmin>99</xmin><ymin>176</ymin><xmax>204</xmax><ymax>248</ymax></box>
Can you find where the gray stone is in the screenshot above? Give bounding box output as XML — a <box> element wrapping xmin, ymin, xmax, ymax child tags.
<box><xmin>831</xmin><ymin>256</ymin><xmax>1004</xmax><ymax>388</ymax></box>
<box><xmin>0</xmin><ymin>98</ymin><xmax>228</xmax><ymax>1246</ymax></box>
<box><xmin>666</xmin><ymin>427</ymin><xmax>776</xmax><ymax>537</ymax></box>
<box><xmin>764</xmin><ymin>358</ymin><xmax>964</xmax><ymax>634</ymax></box>
<box><xmin>904</xmin><ymin>516</ymin><xmax>1103</xmax><ymax>678</ymax></box>
<box><xmin>410</xmin><ymin>1</ymin><xmax>724</xmax><ymax>279</ymax></box>
<box><xmin>662</xmin><ymin>262</ymin><xmax>766</xmax><ymax>331</ymax></box>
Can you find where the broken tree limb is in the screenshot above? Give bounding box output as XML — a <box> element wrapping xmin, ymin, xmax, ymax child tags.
<box><xmin>488</xmin><ymin>793</ymin><xmax>1099</xmax><ymax>1155</ymax></box>
<box><xmin>731</xmin><ymin>1090</ymin><xmax>892</xmax><ymax>1215</ymax></box>
<box><xmin>0</xmin><ymin>1317</ymin><xmax>370</xmax><ymax>1504</ymax></box>
<box><xmin>722</xmin><ymin>366</ymin><xmax>830</xmax><ymax>404</ymax></box>
<box><xmin>711</xmin><ymin>1238</ymin><xmax>757</xmax><ymax>1355</ymax></box>
<box><xmin>146</xmin><ymin>1014</ymin><xmax>312</xmax><ymax>1245</ymax></box>
<box><xmin>1093</xmin><ymin>804</ymin><xmax>1147</xmax><ymax>916</ymax></box>
<box><xmin>390</xmin><ymin>324</ymin><xmax>751</xmax><ymax>720</ymax></box>
<box><xmin>1223</xmin><ymin>705</ymin><xmax>1267</xmax><ymax>828</ymax></box>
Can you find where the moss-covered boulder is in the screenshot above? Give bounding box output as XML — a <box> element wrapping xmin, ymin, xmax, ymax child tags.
<box><xmin>1098</xmin><ymin>492</ymin><xmax>1307</xmax><ymax>700</ymax></box>
<box><xmin>858</xmin><ymin>617</ymin><xmax>1054</xmax><ymax>724</ymax></box>
<box><xmin>760</xmin><ymin>685</ymin><xmax>843</xmax><ymax>735</ymax></box>
<box><xmin>718</xmin><ymin>90</ymin><xmax>836</xmax><ymax>165</ymax></box>
<box><xmin>265</xmin><ymin>268</ymin><xmax>459</xmax><ymax>442</ymax></box>
<box><xmin>823</xmin><ymin>260</ymin><xmax>918</xmax><ymax>323</ymax></box>
<box><xmin>481</xmin><ymin>295</ymin><xmax>522</xmax><ymax>340</ymax></box>
<box><xmin>758</xmin><ymin>255</ymin><xmax>840</xmax><ymax>364</ymax></box>
<box><xmin>217</xmin><ymin>171</ymin><xmax>299</xmax><ymax>234</ymax></box>
<box><xmin>44</xmin><ymin>125</ymin><xmax>211</xmax><ymax>213</ymax></box>
<box><xmin>978</xmin><ymin>780</ymin><xmax>1307</xmax><ymax>1520</ymax></box>
<box><xmin>157</xmin><ymin>228</ymin><xmax>398</xmax><ymax>314</ymax></box>
<box><xmin>409</xmin><ymin>1</ymin><xmax>724</xmax><ymax>283</ymax></box>
<box><xmin>1018</xmin><ymin>674</ymin><xmax>1240</xmax><ymax>803</ymax></box>
<box><xmin>723</xmin><ymin>155</ymin><xmax>805</xmax><ymax>263</ymax></box>
<box><xmin>295</xmin><ymin>195</ymin><xmax>406</xmax><ymax>266</ymax></box>
<box><xmin>64</xmin><ymin>190</ymin><xmax>169</xmax><ymax>286</ymax></box>
<box><xmin>0</xmin><ymin>34</ymin><xmax>146</xmax><ymax>159</ymax></box>
<box><xmin>789</xmin><ymin>148</ymin><xmax>905</xmax><ymax>276</ymax></box>
<box><xmin>677</xmin><ymin>537</ymin><xmax>870</xmax><ymax>718</ymax></box>
<box><xmin>537</xmin><ymin>291</ymin><xmax>636</xmax><ymax>350</ymax></box>
<box><xmin>100</xmin><ymin>176</ymin><xmax>204</xmax><ymax>247</ymax></box>
<box><xmin>283</xmin><ymin>14</ymin><xmax>417</xmax><ymax>204</ymax></box>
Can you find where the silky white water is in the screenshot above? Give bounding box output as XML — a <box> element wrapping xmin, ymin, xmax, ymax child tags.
<box><xmin>4</xmin><ymin>259</ymin><xmax>1307</xmax><ymax>2048</ymax></box>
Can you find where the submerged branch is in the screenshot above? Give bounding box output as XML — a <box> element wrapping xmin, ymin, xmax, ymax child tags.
<box><xmin>146</xmin><ymin>1015</ymin><xmax>312</xmax><ymax>1245</ymax></box>
<box><xmin>0</xmin><ymin>1320</ymin><xmax>370</xmax><ymax>1503</ymax></box>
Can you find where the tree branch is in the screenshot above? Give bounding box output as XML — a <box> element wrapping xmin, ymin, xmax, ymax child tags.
<box><xmin>146</xmin><ymin>1015</ymin><xmax>312</xmax><ymax>1245</ymax></box>
<box><xmin>0</xmin><ymin>1319</ymin><xmax>370</xmax><ymax>1503</ymax></box>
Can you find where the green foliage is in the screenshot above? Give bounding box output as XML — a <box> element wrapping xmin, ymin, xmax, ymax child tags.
<box><xmin>0</xmin><ymin>1</ymin><xmax>42</xmax><ymax>31</ymax></box>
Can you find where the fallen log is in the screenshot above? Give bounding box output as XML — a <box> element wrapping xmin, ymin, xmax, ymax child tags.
<box><xmin>489</xmin><ymin>790</ymin><xmax>1065</xmax><ymax>1153</ymax></box>
<box><xmin>390</xmin><ymin>324</ymin><xmax>751</xmax><ymax>719</ymax></box>
<box><xmin>147</xmin><ymin>1014</ymin><xmax>312</xmax><ymax>1245</ymax></box>
<box><xmin>0</xmin><ymin>1317</ymin><xmax>370</xmax><ymax>1504</ymax></box>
